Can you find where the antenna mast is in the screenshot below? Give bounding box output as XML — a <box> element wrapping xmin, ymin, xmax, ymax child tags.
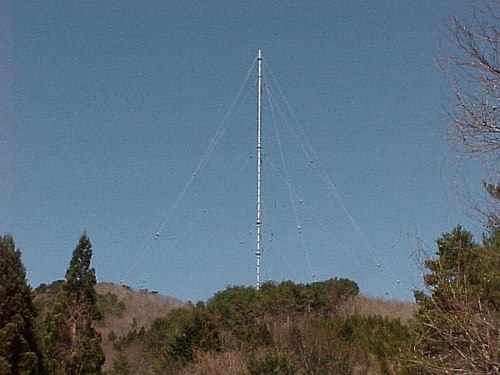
<box><xmin>256</xmin><ymin>50</ymin><xmax>263</xmax><ymax>290</ymax></box>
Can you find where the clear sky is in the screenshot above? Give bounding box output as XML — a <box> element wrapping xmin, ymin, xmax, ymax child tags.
<box><xmin>1</xmin><ymin>1</ymin><xmax>488</xmax><ymax>302</ymax></box>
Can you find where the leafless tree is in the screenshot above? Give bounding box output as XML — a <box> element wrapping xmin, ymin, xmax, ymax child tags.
<box><xmin>411</xmin><ymin>278</ymin><xmax>499</xmax><ymax>374</ymax></box>
<box><xmin>441</xmin><ymin>0</ymin><xmax>500</xmax><ymax>159</ymax></box>
<box><xmin>439</xmin><ymin>0</ymin><xmax>500</xmax><ymax>229</ymax></box>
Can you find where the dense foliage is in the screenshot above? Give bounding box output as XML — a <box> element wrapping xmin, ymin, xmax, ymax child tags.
<box><xmin>0</xmin><ymin>235</ymin><xmax>44</xmax><ymax>375</ymax></box>
<box><xmin>111</xmin><ymin>278</ymin><xmax>413</xmax><ymax>375</ymax></box>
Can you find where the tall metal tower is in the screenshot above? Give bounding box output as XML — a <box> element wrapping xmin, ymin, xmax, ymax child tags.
<box><xmin>255</xmin><ymin>50</ymin><xmax>263</xmax><ymax>290</ymax></box>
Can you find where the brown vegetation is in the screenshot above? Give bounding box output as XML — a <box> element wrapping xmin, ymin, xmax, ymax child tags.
<box><xmin>96</xmin><ymin>280</ymin><xmax>415</xmax><ymax>375</ymax></box>
<box><xmin>337</xmin><ymin>294</ymin><xmax>416</xmax><ymax>323</ymax></box>
<box><xmin>177</xmin><ymin>350</ymin><xmax>246</xmax><ymax>375</ymax></box>
<box><xmin>94</xmin><ymin>283</ymin><xmax>184</xmax><ymax>372</ymax></box>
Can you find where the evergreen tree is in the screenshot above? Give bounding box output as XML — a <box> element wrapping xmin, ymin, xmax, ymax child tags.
<box><xmin>411</xmin><ymin>226</ymin><xmax>499</xmax><ymax>374</ymax></box>
<box><xmin>422</xmin><ymin>226</ymin><xmax>479</xmax><ymax>298</ymax></box>
<box><xmin>0</xmin><ymin>234</ymin><xmax>44</xmax><ymax>374</ymax></box>
<box><xmin>44</xmin><ymin>233</ymin><xmax>104</xmax><ymax>375</ymax></box>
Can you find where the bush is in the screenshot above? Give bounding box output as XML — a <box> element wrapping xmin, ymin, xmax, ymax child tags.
<box><xmin>246</xmin><ymin>353</ymin><xmax>295</xmax><ymax>375</ymax></box>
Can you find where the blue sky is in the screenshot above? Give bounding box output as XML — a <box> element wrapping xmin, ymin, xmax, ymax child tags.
<box><xmin>1</xmin><ymin>1</ymin><xmax>487</xmax><ymax>302</ymax></box>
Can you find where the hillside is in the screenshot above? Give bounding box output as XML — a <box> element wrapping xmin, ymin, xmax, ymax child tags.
<box><xmin>97</xmin><ymin>281</ymin><xmax>416</xmax><ymax>374</ymax></box>
<box><xmin>34</xmin><ymin>280</ymin><xmax>416</xmax><ymax>374</ymax></box>
<box><xmin>34</xmin><ymin>281</ymin><xmax>184</xmax><ymax>372</ymax></box>
<box><xmin>94</xmin><ymin>283</ymin><xmax>185</xmax><ymax>371</ymax></box>
<box><xmin>95</xmin><ymin>282</ymin><xmax>185</xmax><ymax>337</ymax></box>
<box><xmin>338</xmin><ymin>294</ymin><xmax>416</xmax><ymax>323</ymax></box>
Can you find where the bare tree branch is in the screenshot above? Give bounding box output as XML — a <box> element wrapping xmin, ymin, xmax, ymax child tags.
<box><xmin>440</xmin><ymin>1</ymin><xmax>500</xmax><ymax>160</ymax></box>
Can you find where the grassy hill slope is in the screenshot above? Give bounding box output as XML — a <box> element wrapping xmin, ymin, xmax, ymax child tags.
<box><xmin>95</xmin><ymin>282</ymin><xmax>184</xmax><ymax>371</ymax></box>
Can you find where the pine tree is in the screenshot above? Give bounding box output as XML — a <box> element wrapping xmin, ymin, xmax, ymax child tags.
<box><xmin>44</xmin><ymin>233</ymin><xmax>104</xmax><ymax>375</ymax></box>
<box><xmin>0</xmin><ymin>234</ymin><xmax>44</xmax><ymax>374</ymax></box>
<box><xmin>412</xmin><ymin>226</ymin><xmax>499</xmax><ymax>374</ymax></box>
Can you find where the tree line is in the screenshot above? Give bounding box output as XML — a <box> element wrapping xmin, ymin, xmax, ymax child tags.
<box><xmin>100</xmin><ymin>226</ymin><xmax>499</xmax><ymax>375</ymax></box>
<box><xmin>1</xmin><ymin>223</ymin><xmax>497</xmax><ymax>374</ymax></box>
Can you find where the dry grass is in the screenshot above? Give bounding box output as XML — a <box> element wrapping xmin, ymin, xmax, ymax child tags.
<box><xmin>337</xmin><ymin>294</ymin><xmax>416</xmax><ymax>323</ymax></box>
<box><xmin>96</xmin><ymin>282</ymin><xmax>184</xmax><ymax>336</ymax></box>
<box><xmin>177</xmin><ymin>351</ymin><xmax>246</xmax><ymax>375</ymax></box>
<box><xmin>95</xmin><ymin>282</ymin><xmax>184</xmax><ymax>371</ymax></box>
